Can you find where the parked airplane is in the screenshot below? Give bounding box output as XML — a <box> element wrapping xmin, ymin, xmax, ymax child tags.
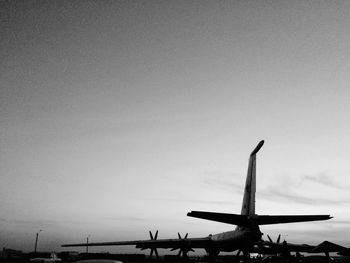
<box><xmin>256</xmin><ymin>234</ymin><xmax>347</xmax><ymax>258</ymax></box>
<box><xmin>62</xmin><ymin>140</ymin><xmax>332</xmax><ymax>258</ymax></box>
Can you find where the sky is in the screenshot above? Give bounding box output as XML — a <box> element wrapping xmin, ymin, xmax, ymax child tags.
<box><xmin>1</xmin><ymin>0</ymin><xmax>350</xmax><ymax>254</ymax></box>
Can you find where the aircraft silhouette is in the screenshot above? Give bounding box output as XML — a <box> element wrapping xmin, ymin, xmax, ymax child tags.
<box><xmin>258</xmin><ymin>235</ymin><xmax>348</xmax><ymax>259</ymax></box>
<box><xmin>62</xmin><ymin>140</ymin><xmax>331</xmax><ymax>258</ymax></box>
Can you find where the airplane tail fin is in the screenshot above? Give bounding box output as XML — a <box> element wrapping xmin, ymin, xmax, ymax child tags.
<box><xmin>187</xmin><ymin>140</ymin><xmax>332</xmax><ymax>226</ymax></box>
<box><xmin>240</xmin><ymin>140</ymin><xmax>264</xmax><ymax>216</ymax></box>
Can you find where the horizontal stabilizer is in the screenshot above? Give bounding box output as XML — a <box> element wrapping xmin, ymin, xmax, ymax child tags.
<box><xmin>187</xmin><ymin>211</ymin><xmax>248</xmax><ymax>225</ymax></box>
<box><xmin>257</xmin><ymin>215</ymin><xmax>332</xmax><ymax>225</ymax></box>
<box><xmin>187</xmin><ymin>211</ymin><xmax>332</xmax><ymax>226</ymax></box>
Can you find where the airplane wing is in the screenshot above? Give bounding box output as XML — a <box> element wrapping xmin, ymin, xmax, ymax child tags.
<box><xmin>62</xmin><ymin>238</ymin><xmax>211</xmax><ymax>249</ymax></box>
<box><xmin>62</xmin><ymin>231</ymin><xmax>211</xmax><ymax>253</ymax></box>
<box><xmin>258</xmin><ymin>241</ymin><xmax>313</xmax><ymax>253</ymax></box>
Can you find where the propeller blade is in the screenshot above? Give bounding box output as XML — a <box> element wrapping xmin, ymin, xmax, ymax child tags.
<box><xmin>149</xmin><ymin>248</ymin><xmax>159</xmax><ymax>259</ymax></box>
<box><xmin>177</xmin><ymin>249</ymin><xmax>182</xmax><ymax>257</ymax></box>
<box><xmin>267</xmin><ymin>235</ymin><xmax>273</xmax><ymax>243</ymax></box>
<box><xmin>174</xmin><ymin>233</ymin><xmax>192</xmax><ymax>258</ymax></box>
<box><xmin>148</xmin><ymin>231</ymin><xmax>159</xmax><ymax>259</ymax></box>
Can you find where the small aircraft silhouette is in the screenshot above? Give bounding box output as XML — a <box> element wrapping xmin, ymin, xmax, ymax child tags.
<box><xmin>30</xmin><ymin>252</ymin><xmax>62</xmax><ymax>263</ymax></box>
<box><xmin>260</xmin><ymin>235</ymin><xmax>348</xmax><ymax>259</ymax></box>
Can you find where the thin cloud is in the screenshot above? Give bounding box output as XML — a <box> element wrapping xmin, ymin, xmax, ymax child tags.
<box><xmin>302</xmin><ymin>172</ymin><xmax>349</xmax><ymax>191</ymax></box>
<box><xmin>0</xmin><ymin>217</ymin><xmax>94</xmax><ymax>228</ymax></box>
<box><xmin>329</xmin><ymin>220</ymin><xmax>350</xmax><ymax>225</ymax></box>
<box><xmin>0</xmin><ymin>218</ymin><xmax>72</xmax><ymax>237</ymax></box>
<box><xmin>150</xmin><ymin>197</ymin><xmax>233</xmax><ymax>206</ymax></box>
<box><xmin>0</xmin><ymin>217</ymin><xmax>58</xmax><ymax>227</ymax></box>
<box><xmin>260</xmin><ymin>187</ymin><xmax>345</xmax><ymax>206</ymax></box>
<box><xmin>201</xmin><ymin>170</ymin><xmax>243</xmax><ymax>193</ymax></box>
<box><xmin>258</xmin><ymin>171</ymin><xmax>349</xmax><ymax>206</ymax></box>
<box><xmin>106</xmin><ymin>216</ymin><xmax>148</xmax><ymax>222</ymax></box>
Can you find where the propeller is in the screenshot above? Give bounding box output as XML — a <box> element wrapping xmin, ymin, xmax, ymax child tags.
<box><xmin>171</xmin><ymin>232</ymin><xmax>194</xmax><ymax>258</ymax></box>
<box><xmin>266</xmin><ymin>234</ymin><xmax>291</xmax><ymax>257</ymax></box>
<box><xmin>267</xmin><ymin>234</ymin><xmax>281</xmax><ymax>244</ymax></box>
<box><xmin>148</xmin><ymin>230</ymin><xmax>159</xmax><ymax>259</ymax></box>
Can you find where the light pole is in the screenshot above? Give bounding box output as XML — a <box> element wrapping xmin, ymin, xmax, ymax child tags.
<box><xmin>86</xmin><ymin>235</ymin><xmax>90</xmax><ymax>254</ymax></box>
<box><xmin>34</xmin><ymin>230</ymin><xmax>42</xmax><ymax>254</ymax></box>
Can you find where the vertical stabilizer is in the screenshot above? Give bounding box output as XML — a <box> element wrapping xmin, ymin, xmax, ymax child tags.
<box><xmin>240</xmin><ymin>140</ymin><xmax>264</xmax><ymax>216</ymax></box>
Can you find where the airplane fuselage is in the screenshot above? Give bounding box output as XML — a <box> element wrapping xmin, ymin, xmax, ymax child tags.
<box><xmin>210</xmin><ymin>226</ymin><xmax>262</xmax><ymax>253</ymax></box>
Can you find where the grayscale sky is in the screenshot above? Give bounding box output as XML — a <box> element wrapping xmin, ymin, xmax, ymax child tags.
<box><xmin>1</xmin><ymin>0</ymin><xmax>350</xmax><ymax>253</ymax></box>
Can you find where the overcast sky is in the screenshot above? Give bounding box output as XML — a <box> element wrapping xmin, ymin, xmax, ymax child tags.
<box><xmin>1</xmin><ymin>0</ymin><xmax>350</xmax><ymax>254</ymax></box>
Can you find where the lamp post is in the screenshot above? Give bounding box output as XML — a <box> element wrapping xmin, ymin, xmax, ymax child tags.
<box><xmin>34</xmin><ymin>230</ymin><xmax>42</xmax><ymax>254</ymax></box>
<box><xmin>86</xmin><ymin>235</ymin><xmax>90</xmax><ymax>254</ymax></box>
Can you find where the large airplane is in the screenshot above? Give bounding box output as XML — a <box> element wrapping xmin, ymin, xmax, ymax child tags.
<box><xmin>62</xmin><ymin>140</ymin><xmax>332</xmax><ymax>258</ymax></box>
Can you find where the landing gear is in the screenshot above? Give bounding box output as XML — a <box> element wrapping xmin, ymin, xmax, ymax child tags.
<box><xmin>242</xmin><ymin>251</ymin><xmax>251</xmax><ymax>263</ymax></box>
<box><xmin>205</xmin><ymin>248</ymin><xmax>219</xmax><ymax>262</ymax></box>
